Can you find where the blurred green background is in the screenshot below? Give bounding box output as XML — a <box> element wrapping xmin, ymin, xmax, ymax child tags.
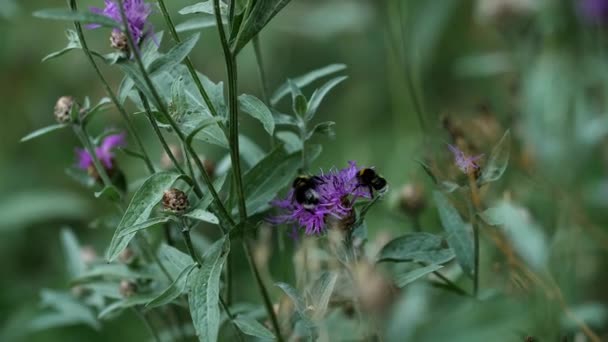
<box><xmin>1</xmin><ymin>0</ymin><xmax>608</xmax><ymax>340</ymax></box>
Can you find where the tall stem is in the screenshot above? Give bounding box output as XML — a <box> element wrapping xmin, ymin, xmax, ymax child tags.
<box><xmin>179</xmin><ymin>218</ymin><xmax>201</xmax><ymax>266</ymax></box>
<box><xmin>116</xmin><ymin>0</ymin><xmax>233</xmax><ymax>229</ymax></box>
<box><xmin>252</xmin><ymin>35</ymin><xmax>270</xmax><ymax>105</ymax></box>
<box><xmin>467</xmin><ymin>173</ymin><xmax>481</xmax><ymax>298</ymax></box>
<box><xmin>69</xmin><ymin>0</ymin><xmax>155</xmax><ymax>174</ymax></box>
<box><xmin>73</xmin><ymin>125</ymin><xmax>113</xmax><ymax>187</ymax></box>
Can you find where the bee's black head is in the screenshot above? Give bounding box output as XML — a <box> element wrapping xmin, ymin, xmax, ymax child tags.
<box><xmin>358</xmin><ymin>168</ymin><xmax>377</xmax><ymax>184</ymax></box>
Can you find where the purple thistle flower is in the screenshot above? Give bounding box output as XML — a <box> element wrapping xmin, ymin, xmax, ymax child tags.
<box><xmin>88</xmin><ymin>0</ymin><xmax>154</xmax><ymax>44</ymax></box>
<box><xmin>76</xmin><ymin>133</ymin><xmax>127</xmax><ymax>171</ymax></box>
<box><xmin>448</xmin><ymin>144</ymin><xmax>484</xmax><ymax>174</ymax></box>
<box><xmin>270</xmin><ymin>161</ymin><xmax>373</xmax><ymax>236</ymax></box>
<box><xmin>578</xmin><ymin>0</ymin><xmax>608</xmax><ymax>24</ymax></box>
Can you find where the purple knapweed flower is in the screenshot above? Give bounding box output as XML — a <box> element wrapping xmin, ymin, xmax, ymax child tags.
<box><xmin>270</xmin><ymin>162</ymin><xmax>373</xmax><ymax>236</ymax></box>
<box><xmin>578</xmin><ymin>0</ymin><xmax>608</xmax><ymax>24</ymax></box>
<box><xmin>76</xmin><ymin>133</ymin><xmax>127</xmax><ymax>171</ymax></box>
<box><xmin>448</xmin><ymin>144</ymin><xmax>484</xmax><ymax>174</ymax></box>
<box><xmin>88</xmin><ymin>0</ymin><xmax>154</xmax><ymax>44</ymax></box>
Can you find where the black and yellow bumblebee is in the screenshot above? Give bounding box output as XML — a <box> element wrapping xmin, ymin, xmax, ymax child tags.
<box><xmin>357</xmin><ymin>168</ymin><xmax>387</xmax><ymax>197</ymax></box>
<box><xmin>292</xmin><ymin>175</ymin><xmax>324</xmax><ymax>209</ymax></box>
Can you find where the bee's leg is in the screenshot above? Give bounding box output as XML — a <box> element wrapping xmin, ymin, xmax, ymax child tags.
<box><xmin>368</xmin><ymin>185</ymin><xmax>374</xmax><ymax>198</ymax></box>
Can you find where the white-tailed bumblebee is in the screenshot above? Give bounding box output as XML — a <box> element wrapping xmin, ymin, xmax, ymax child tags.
<box><xmin>292</xmin><ymin>175</ymin><xmax>323</xmax><ymax>209</ymax></box>
<box><xmin>357</xmin><ymin>168</ymin><xmax>387</xmax><ymax>197</ymax></box>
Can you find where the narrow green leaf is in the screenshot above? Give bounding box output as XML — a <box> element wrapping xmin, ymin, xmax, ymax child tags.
<box><xmin>20</xmin><ymin>124</ymin><xmax>68</xmax><ymax>142</ymax></box>
<box><xmin>275</xmin><ymin>131</ymin><xmax>302</xmax><ymax>153</ymax></box>
<box><xmin>117</xmin><ymin>216</ymin><xmax>174</xmax><ymax>237</ymax></box>
<box><xmin>33</xmin><ymin>8</ymin><xmax>120</xmax><ymax>28</ymax></box>
<box><xmin>275</xmin><ymin>282</ymin><xmax>307</xmax><ymax>314</ymax></box>
<box><xmin>105</xmin><ymin>172</ymin><xmax>182</xmax><ymax>262</ymax></box>
<box><xmin>394</xmin><ymin>264</ymin><xmax>443</xmax><ymax>288</ymax></box>
<box><xmin>189</xmin><ymin>236</ymin><xmax>230</xmax><ymax>342</ymax></box>
<box><xmin>94</xmin><ymin>186</ymin><xmax>121</xmax><ymax>202</ymax></box>
<box><xmin>158</xmin><ymin>243</ymin><xmax>192</xmax><ymax>279</ymax></box>
<box><xmin>309</xmin><ymin>272</ymin><xmax>338</xmax><ymax>320</ymax></box>
<box><xmin>231</xmin><ymin>0</ymin><xmax>293</xmax><ymax>54</ymax></box>
<box><xmin>81</xmin><ymin>97</ymin><xmax>111</xmax><ymax>127</ymax></box>
<box><xmin>185</xmin><ymin>117</ymin><xmax>224</xmax><ymax>146</ymax></box>
<box><xmin>31</xmin><ymin>289</ymin><xmax>100</xmax><ymax>331</ymax></box>
<box><xmin>98</xmin><ymin>294</ymin><xmax>158</xmax><ymax>320</ymax></box>
<box><xmin>179</xmin><ymin>1</ymin><xmax>227</xmax><ymax>15</ymax></box>
<box><xmin>433</xmin><ymin>191</ymin><xmax>474</xmax><ymax>278</ymax></box>
<box><xmin>306</xmin><ymin>121</ymin><xmax>336</xmax><ymax>140</ymax></box>
<box><xmin>176</xmin><ymin>17</ymin><xmax>218</xmax><ymax>32</ymax></box>
<box><xmin>148</xmin><ymin>33</ymin><xmax>201</xmax><ymax>75</ymax></box>
<box><xmin>479</xmin><ymin>130</ymin><xmax>511</xmax><ymax>185</ymax></box>
<box><xmin>42</xmin><ymin>29</ymin><xmax>80</xmax><ymax>62</ymax></box>
<box><xmin>147</xmin><ymin>263</ymin><xmax>197</xmax><ymax>308</ymax></box>
<box><xmin>72</xmin><ymin>264</ymin><xmax>155</xmax><ymax>284</ymax></box>
<box><xmin>185</xmin><ymin>209</ymin><xmax>219</xmax><ymax>224</ymax></box>
<box><xmin>60</xmin><ymin>228</ymin><xmax>85</xmax><ymax>278</ymax></box>
<box><xmin>306</xmin><ymin>76</ymin><xmax>347</xmax><ymax>120</ymax></box>
<box><xmin>271</xmin><ymin>64</ymin><xmax>347</xmax><ymax>105</ymax></box>
<box><xmin>239</xmin><ymin>94</ymin><xmax>275</xmax><ymax>135</ymax></box>
<box><xmin>376</xmin><ymin>232</ymin><xmax>455</xmax><ymax>265</ymax></box>
<box><xmin>233</xmin><ymin>315</ymin><xmax>276</xmax><ymax>340</ymax></box>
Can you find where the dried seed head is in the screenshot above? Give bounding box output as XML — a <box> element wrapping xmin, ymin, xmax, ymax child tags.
<box><xmin>80</xmin><ymin>245</ymin><xmax>97</xmax><ymax>266</ymax></box>
<box><xmin>110</xmin><ymin>31</ymin><xmax>129</xmax><ymax>53</ymax></box>
<box><xmin>192</xmin><ymin>155</ymin><xmax>216</xmax><ymax>178</ymax></box>
<box><xmin>118</xmin><ymin>247</ymin><xmax>136</xmax><ymax>265</ymax></box>
<box><xmin>399</xmin><ymin>183</ymin><xmax>426</xmax><ymax>216</ymax></box>
<box><xmin>119</xmin><ymin>280</ymin><xmax>137</xmax><ymax>297</ymax></box>
<box><xmin>160</xmin><ymin>144</ymin><xmax>184</xmax><ymax>170</ymax></box>
<box><xmin>54</xmin><ymin>96</ymin><xmax>74</xmax><ymax>124</ymax></box>
<box><xmin>353</xmin><ymin>262</ymin><xmax>396</xmax><ymax>315</ymax></box>
<box><xmin>162</xmin><ymin>188</ymin><xmax>189</xmax><ymax>214</ymax></box>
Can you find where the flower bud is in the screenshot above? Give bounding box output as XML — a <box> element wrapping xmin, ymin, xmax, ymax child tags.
<box><xmin>110</xmin><ymin>31</ymin><xmax>129</xmax><ymax>53</ymax></box>
<box><xmin>399</xmin><ymin>183</ymin><xmax>426</xmax><ymax>216</ymax></box>
<box><xmin>80</xmin><ymin>245</ymin><xmax>97</xmax><ymax>266</ymax></box>
<box><xmin>118</xmin><ymin>247</ymin><xmax>136</xmax><ymax>265</ymax></box>
<box><xmin>353</xmin><ymin>262</ymin><xmax>396</xmax><ymax>315</ymax></box>
<box><xmin>192</xmin><ymin>155</ymin><xmax>216</xmax><ymax>178</ymax></box>
<box><xmin>160</xmin><ymin>144</ymin><xmax>184</xmax><ymax>170</ymax></box>
<box><xmin>162</xmin><ymin>188</ymin><xmax>189</xmax><ymax>214</ymax></box>
<box><xmin>119</xmin><ymin>280</ymin><xmax>137</xmax><ymax>297</ymax></box>
<box><xmin>54</xmin><ymin>96</ymin><xmax>74</xmax><ymax>124</ymax></box>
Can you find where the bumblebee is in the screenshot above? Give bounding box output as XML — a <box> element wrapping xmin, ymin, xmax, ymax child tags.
<box><xmin>357</xmin><ymin>168</ymin><xmax>387</xmax><ymax>197</ymax></box>
<box><xmin>292</xmin><ymin>175</ymin><xmax>323</xmax><ymax>209</ymax></box>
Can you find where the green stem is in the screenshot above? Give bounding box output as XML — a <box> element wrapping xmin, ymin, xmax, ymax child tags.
<box><xmin>213</xmin><ymin>0</ymin><xmax>247</xmax><ymax>222</ymax></box>
<box><xmin>252</xmin><ymin>35</ymin><xmax>270</xmax><ymax>105</ymax></box>
<box><xmin>138</xmin><ymin>91</ymin><xmax>185</xmax><ymax>174</ymax></box>
<box><xmin>69</xmin><ymin>0</ymin><xmax>155</xmax><ymax>174</ymax></box>
<box><xmin>117</xmin><ymin>0</ymin><xmax>233</xmax><ymax>229</ymax></box>
<box><xmin>219</xmin><ymin>296</ymin><xmax>245</xmax><ymax>342</ymax></box>
<box><xmin>72</xmin><ymin>125</ymin><xmax>113</xmax><ymax>187</ymax></box>
<box><xmin>473</xmin><ymin>221</ymin><xmax>480</xmax><ymax>297</ymax></box>
<box><xmin>179</xmin><ymin>217</ymin><xmax>201</xmax><ymax>266</ymax></box>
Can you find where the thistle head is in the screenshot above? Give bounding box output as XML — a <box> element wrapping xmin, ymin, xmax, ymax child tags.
<box><xmin>448</xmin><ymin>144</ymin><xmax>484</xmax><ymax>175</ymax></box>
<box><xmin>162</xmin><ymin>188</ymin><xmax>189</xmax><ymax>214</ymax></box>
<box><xmin>89</xmin><ymin>0</ymin><xmax>154</xmax><ymax>46</ymax></box>
<box><xmin>75</xmin><ymin>132</ymin><xmax>127</xmax><ymax>177</ymax></box>
<box><xmin>54</xmin><ymin>96</ymin><xmax>74</xmax><ymax>124</ymax></box>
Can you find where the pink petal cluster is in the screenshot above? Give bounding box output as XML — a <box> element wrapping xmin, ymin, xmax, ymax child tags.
<box><xmin>448</xmin><ymin>144</ymin><xmax>484</xmax><ymax>174</ymax></box>
<box><xmin>76</xmin><ymin>133</ymin><xmax>127</xmax><ymax>171</ymax></box>
<box><xmin>89</xmin><ymin>0</ymin><xmax>154</xmax><ymax>44</ymax></box>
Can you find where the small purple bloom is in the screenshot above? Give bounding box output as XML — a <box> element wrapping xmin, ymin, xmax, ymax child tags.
<box><xmin>88</xmin><ymin>0</ymin><xmax>154</xmax><ymax>44</ymax></box>
<box><xmin>448</xmin><ymin>144</ymin><xmax>484</xmax><ymax>174</ymax></box>
<box><xmin>578</xmin><ymin>0</ymin><xmax>608</xmax><ymax>23</ymax></box>
<box><xmin>76</xmin><ymin>133</ymin><xmax>127</xmax><ymax>171</ymax></box>
<box><xmin>270</xmin><ymin>161</ymin><xmax>373</xmax><ymax>236</ymax></box>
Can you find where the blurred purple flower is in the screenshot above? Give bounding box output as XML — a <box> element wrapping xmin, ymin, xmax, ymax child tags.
<box><xmin>448</xmin><ymin>144</ymin><xmax>484</xmax><ymax>174</ymax></box>
<box><xmin>88</xmin><ymin>0</ymin><xmax>154</xmax><ymax>44</ymax></box>
<box><xmin>270</xmin><ymin>161</ymin><xmax>372</xmax><ymax>236</ymax></box>
<box><xmin>578</xmin><ymin>0</ymin><xmax>608</xmax><ymax>23</ymax></box>
<box><xmin>76</xmin><ymin>133</ymin><xmax>127</xmax><ymax>171</ymax></box>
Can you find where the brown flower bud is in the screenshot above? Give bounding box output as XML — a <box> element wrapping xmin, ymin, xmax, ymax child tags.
<box><xmin>118</xmin><ymin>247</ymin><xmax>136</xmax><ymax>265</ymax></box>
<box><xmin>160</xmin><ymin>145</ymin><xmax>184</xmax><ymax>170</ymax></box>
<box><xmin>110</xmin><ymin>31</ymin><xmax>129</xmax><ymax>53</ymax></box>
<box><xmin>399</xmin><ymin>183</ymin><xmax>426</xmax><ymax>216</ymax></box>
<box><xmin>54</xmin><ymin>96</ymin><xmax>74</xmax><ymax>124</ymax></box>
<box><xmin>119</xmin><ymin>280</ymin><xmax>137</xmax><ymax>298</ymax></box>
<box><xmin>192</xmin><ymin>155</ymin><xmax>216</xmax><ymax>178</ymax></box>
<box><xmin>162</xmin><ymin>188</ymin><xmax>189</xmax><ymax>214</ymax></box>
<box><xmin>80</xmin><ymin>245</ymin><xmax>97</xmax><ymax>266</ymax></box>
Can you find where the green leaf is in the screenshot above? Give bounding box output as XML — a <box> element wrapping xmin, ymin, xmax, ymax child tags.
<box><xmin>60</xmin><ymin>228</ymin><xmax>85</xmax><ymax>279</ymax></box>
<box><xmin>239</xmin><ymin>135</ymin><xmax>266</xmax><ymax>167</ymax></box>
<box><xmin>376</xmin><ymin>232</ymin><xmax>455</xmax><ymax>265</ymax></box>
<box><xmin>231</xmin><ymin>0</ymin><xmax>293</xmax><ymax>54</ymax></box>
<box><xmin>275</xmin><ymin>131</ymin><xmax>302</xmax><ymax>153</ymax></box>
<box><xmin>479</xmin><ymin>201</ymin><xmax>548</xmax><ymax>270</ymax></box>
<box><xmin>81</xmin><ymin>97</ymin><xmax>112</xmax><ymax>127</ymax></box>
<box><xmin>176</xmin><ymin>17</ymin><xmax>218</xmax><ymax>32</ymax></box>
<box><xmin>105</xmin><ymin>172</ymin><xmax>183</xmax><ymax>262</ymax></box>
<box><xmin>189</xmin><ymin>236</ymin><xmax>230</xmax><ymax>342</ymax></box>
<box><xmin>233</xmin><ymin>315</ymin><xmax>276</xmax><ymax>340</ymax></box>
<box><xmin>306</xmin><ymin>76</ymin><xmax>347</xmax><ymax>120</ymax></box>
<box><xmin>433</xmin><ymin>191</ymin><xmax>474</xmax><ymax>278</ymax></box>
<box><xmin>242</xmin><ymin>146</ymin><xmax>301</xmax><ymax>214</ymax></box>
<box><xmin>192</xmin><ymin>172</ymin><xmax>228</xmax><ymax>213</ymax></box>
<box><xmin>306</xmin><ymin>121</ymin><xmax>336</xmax><ymax>140</ymax></box>
<box><xmin>179</xmin><ymin>1</ymin><xmax>227</xmax><ymax>15</ymax></box>
<box><xmin>147</xmin><ymin>263</ymin><xmax>198</xmax><ymax>308</ymax></box>
<box><xmin>479</xmin><ymin>130</ymin><xmax>511</xmax><ymax>185</ymax></box>
<box><xmin>94</xmin><ymin>185</ymin><xmax>121</xmax><ymax>202</ymax></box>
<box><xmin>275</xmin><ymin>282</ymin><xmax>307</xmax><ymax>314</ymax></box>
<box><xmin>30</xmin><ymin>289</ymin><xmax>100</xmax><ymax>331</ymax></box>
<box><xmin>72</xmin><ymin>264</ymin><xmax>155</xmax><ymax>284</ymax></box>
<box><xmin>42</xmin><ymin>29</ymin><xmax>81</xmax><ymax>62</ymax></box>
<box><xmin>185</xmin><ymin>117</ymin><xmax>225</xmax><ymax>146</ymax></box>
<box><xmin>394</xmin><ymin>264</ymin><xmax>443</xmax><ymax>288</ymax></box>
<box><xmin>288</xmin><ymin>80</ymin><xmax>308</xmax><ymax>117</ymax></box>
<box><xmin>20</xmin><ymin>124</ymin><xmax>67</xmax><ymax>142</ymax></box>
<box><xmin>271</xmin><ymin>64</ymin><xmax>347</xmax><ymax>105</ymax></box>
<box><xmin>33</xmin><ymin>8</ymin><xmax>120</xmax><ymax>28</ymax></box>
<box><xmin>309</xmin><ymin>272</ymin><xmax>338</xmax><ymax>320</ymax></box>
<box><xmin>185</xmin><ymin>209</ymin><xmax>219</xmax><ymax>224</ymax></box>
<box><xmin>239</xmin><ymin>94</ymin><xmax>275</xmax><ymax>135</ymax></box>
<box><xmin>98</xmin><ymin>294</ymin><xmax>158</xmax><ymax>320</ymax></box>
<box><xmin>148</xmin><ymin>33</ymin><xmax>201</xmax><ymax>75</ymax></box>
<box><xmin>158</xmin><ymin>244</ymin><xmax>192</xmax><ymax>279</ymax></box>
<box><xmin>117</xmin><ymin>216</ymin><xmax>175</xmax><ymax>238</ymax></box>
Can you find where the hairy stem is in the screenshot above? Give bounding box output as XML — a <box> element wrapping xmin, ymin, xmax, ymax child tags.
<box><xmin>69</xmin><ymin>0</ymin><xmax>155</xmax><ymax>174</ymax></box>
<box><xmin>179</xmin><ymin>218</ymin><xmax>201</xmax><ymax>266</ymax></box>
